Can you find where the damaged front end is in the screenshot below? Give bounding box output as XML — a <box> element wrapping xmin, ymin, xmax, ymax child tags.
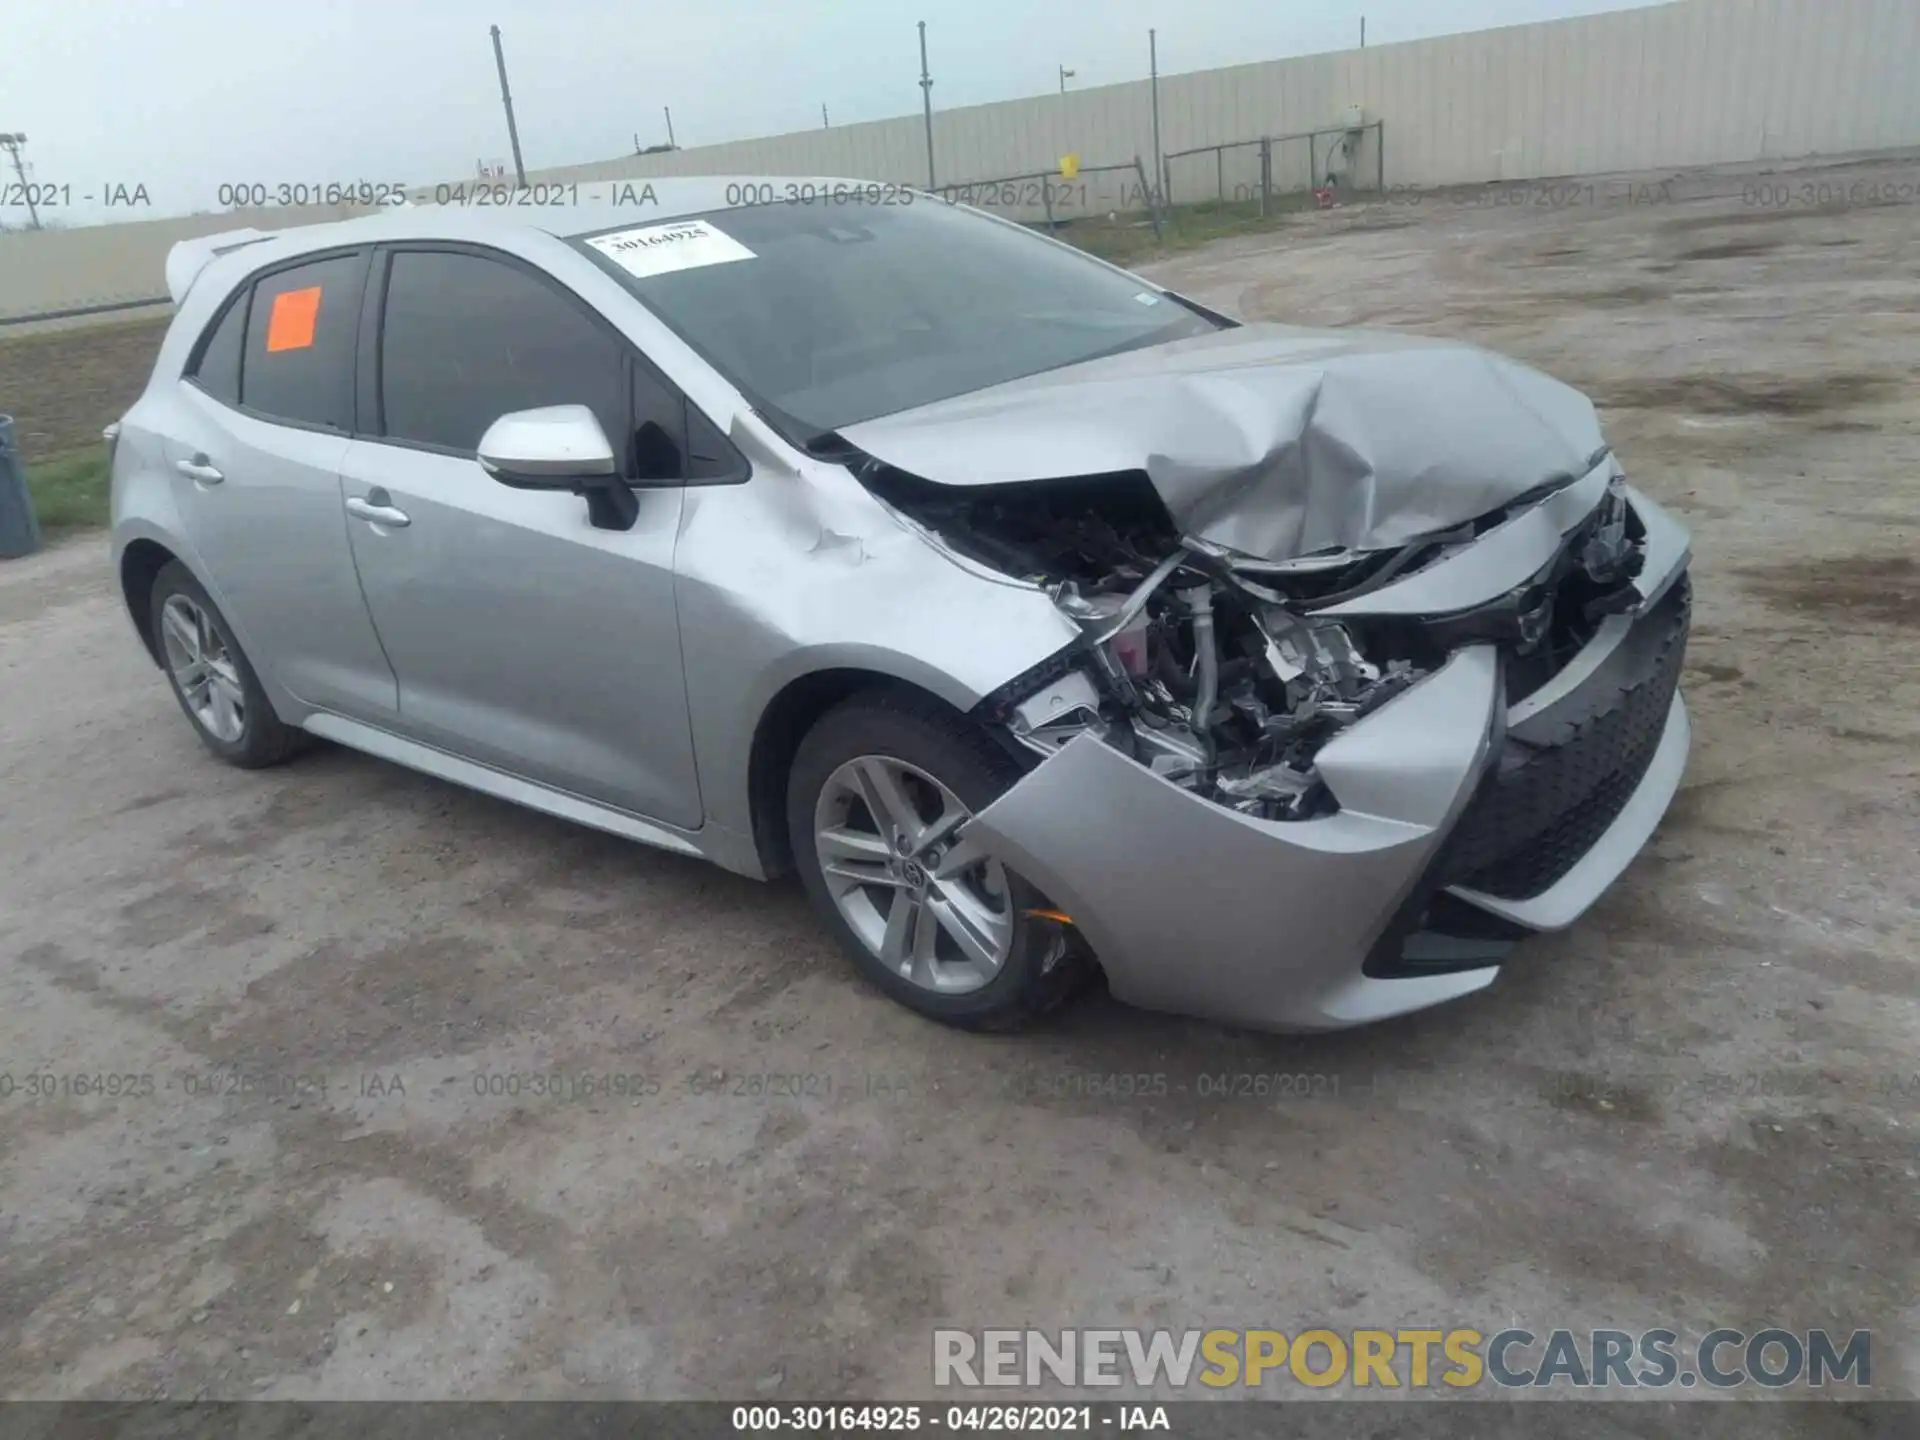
<box><xmin>868</xmin><ymin>461</ymin><xmax>1649</xmax><ymax>820</ymax></box>
<box><xmin>853</xmin><ymin>451</ymin><xmax>1692</xmax><ymax>1032</ymax></box>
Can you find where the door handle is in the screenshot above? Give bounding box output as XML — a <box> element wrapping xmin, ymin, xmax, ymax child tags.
<box><xmin>175</xmin><ymin>456</ymin><xmax>224</xmax><ymax>484</ymax></box>
<box><xmin>346</xmin><ymin>496</ymin><xmax>411</xmax><ymax>528</ymax></box>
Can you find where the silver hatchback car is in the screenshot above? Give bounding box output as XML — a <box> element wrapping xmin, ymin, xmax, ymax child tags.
<box><xmin>110</xmin><ymin>178</ymin><xmax>1691</xmax><ymax>1033</ymax></box>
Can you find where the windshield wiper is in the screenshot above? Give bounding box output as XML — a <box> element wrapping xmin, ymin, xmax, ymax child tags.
<box><xmin>1160</xmin><ymin>289</ymin><xmax>1240</xmax><ymax>328</ymax></box>
<box><xmin>738</xmin><ymin>391</ymin><xmax>851</xmax><ymax>459</ymax></box>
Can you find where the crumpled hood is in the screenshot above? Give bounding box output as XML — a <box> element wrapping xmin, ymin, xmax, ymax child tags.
<box><xmin>837</xmin><ymin>322</ymin><xmax>1609</xmax><ymax>560</ymax></box>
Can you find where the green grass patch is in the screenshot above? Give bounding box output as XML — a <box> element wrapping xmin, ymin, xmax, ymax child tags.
<box><xmin>23</xmin><ymin>448</ymin><xmax>112</xmax><ymax>535</ymax></box>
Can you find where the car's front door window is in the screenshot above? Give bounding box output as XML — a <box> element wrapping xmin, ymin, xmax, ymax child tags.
<box><xmin>377</xmin><ymin>249</ymin><xmax>628</xmax><ymax>458</ymax></box>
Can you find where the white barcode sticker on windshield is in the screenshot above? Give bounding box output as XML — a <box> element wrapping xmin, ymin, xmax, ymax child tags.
<box><xmin>585</xmin><ymin>220</ymin><xmax>756</xmax><ymax>279</ymax></box>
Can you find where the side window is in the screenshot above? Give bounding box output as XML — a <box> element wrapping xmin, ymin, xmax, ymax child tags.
<box><xmin>240</xmin><ymin>254</ymin><xmax>363</xmax><ymax>431</ymax></box>
<box><xmin>379</xmin><ymin>250</ymin><xmax>626</xmax><ymax>459</ymax></box>
<box><xmin>632</xmin><ymin>365</ymin><xmax>746</xmax><ymax>484</ymax></box>
<box><xmin>187</xmin><ymin>290</ymin><xmax>247</xmax><ymax>406</ymax></box>
<box><xmin>630</xmin><ymin>362</ymin><xmax>685</xmax><ymax>482</ymax></box>
<box><xmin>684</xmin><ymin>402</ymin><xmax>745</xmax><ymax>482</ymax></box>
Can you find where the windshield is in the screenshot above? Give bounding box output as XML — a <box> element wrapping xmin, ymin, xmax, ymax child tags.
<box><xmin>572</xmin><ymin>199</ymin><xmax>1221</xmax><ymax>434</ymax></box>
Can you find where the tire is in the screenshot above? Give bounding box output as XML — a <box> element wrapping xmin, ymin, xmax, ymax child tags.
<box><xmin>788</xmin><ymin>687</ymin><xmax>1092</xmax><ymax>1030</ymax></box>
<box><xmin>148</xmin><ymin>560</ymin><xmax>307</xmax><ymax>769</ymax></box>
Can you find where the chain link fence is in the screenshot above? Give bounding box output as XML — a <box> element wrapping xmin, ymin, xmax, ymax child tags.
<box><xmin>1162</xmin><ymin>122</ymin><xmax>1386</xmax><ymax>212</ymax></box>
<box><xmin>929</xmin><ymin>122</ymin><xmax>1386</xmax><ymax>259</ymax></box>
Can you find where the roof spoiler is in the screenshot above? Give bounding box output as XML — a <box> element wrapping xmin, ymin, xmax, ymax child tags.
<box><xmin>164</xmin><ymin>227</ymin><xmax>276</xmax><ymax>304</ymax></box>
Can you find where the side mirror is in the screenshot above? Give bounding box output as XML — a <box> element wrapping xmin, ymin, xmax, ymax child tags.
<box><xmin>477</xmin><ymin>405</ymin><xmax>637</xmax><ymax>530</ymax></box>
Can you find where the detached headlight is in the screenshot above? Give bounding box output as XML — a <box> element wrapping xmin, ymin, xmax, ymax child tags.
<box><xmin>1580</xmin><ymin>476</ymin><xmax>1641</xmax><ymax>586</ymax></box>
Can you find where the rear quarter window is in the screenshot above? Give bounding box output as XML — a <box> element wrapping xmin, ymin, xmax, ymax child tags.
<box><xmin>186</xmin><ymin>289</ymin><xmax>248</xmax><ymax>406</ymax></box>
<box><xmin>239</xmin><ymin>253</ymin><xmax>367</xmax><ymax>431</ymax></box>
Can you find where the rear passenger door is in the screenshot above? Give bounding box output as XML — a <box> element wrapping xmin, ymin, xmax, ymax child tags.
<box><xmin>337</xmin><ymin>244</ymin><xmax>714</xmax><ymax>830</ymax></box>
<box><xmin>163</xmin><ymin>251</ymin><xmax>399</xmax><ymax>718</ymax></box>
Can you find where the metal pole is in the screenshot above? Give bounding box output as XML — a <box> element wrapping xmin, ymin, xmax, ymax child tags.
<box><xmin>1149</xmin><ymin>30</ymin><xmax>1163</xmax><ymax>205</ymax></box>
<box><xmin>489</xmin><ymin>26</ymin><xmax>527</xmax><ymax>188</ymax></box>
<box><xmin>918</xmin><ymin>21</ymin><xmax>936</xmax><ymax>190</ymax></box>
<box><xmin>0</xmin><ymin>135</ymin><xmax>42</xmax><ymax>230</ymax></box>
<box><xmin>822</xmin><ymin>103</ymin><xmax>830</xmax><ymax>129</ymax></box>
<box><xmin>1259</xmin><ymin>137</ymin><xmax>1270</xmax><ymax>217</ymax></box>
<box><xmin>664</xmin><ymin>106</ymin><xmax>676</xmax><ymax>148</ymax></box>
<box><xmin>1216</xmin><ymin>147</ymin><xmax>1224</xmax><ymax>204</ymax></box>
<box><xmin>1361</xmin><ymin>16</ymin><xmax>1367</xmax><ymax>47</ymax></box>
<box><xmin>1133</xmin><ymin>156</ymin><xmax>1162</xmax><ymax>241</ymax></box>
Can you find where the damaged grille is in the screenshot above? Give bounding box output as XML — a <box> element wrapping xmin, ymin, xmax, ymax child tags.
<box><xmin>1442</xmin><ymin>576</ymin><xmax>1690</xmax><ymax>901</ymax></box>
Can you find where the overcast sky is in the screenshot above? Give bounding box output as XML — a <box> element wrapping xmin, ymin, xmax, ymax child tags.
<box><xmin>5</xmin><ymin>0</ymin><xmax>1662</xmax><ymax>223</ymax></box>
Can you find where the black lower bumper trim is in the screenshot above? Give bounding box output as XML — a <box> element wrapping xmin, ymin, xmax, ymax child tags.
<box><xmin>1443</xmin><ymin>575</ymin><xmax>1690</xmax><ymax>902</ymax></box>
<box><xmin>1363</xmin><ymin>574</ymin><xmax>1690</xmax><ymax>979</ymax></box>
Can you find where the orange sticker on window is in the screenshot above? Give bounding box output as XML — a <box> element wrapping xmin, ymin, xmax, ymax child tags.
<box><xmin>265</xmin><ymin>286</ymin><xmax>322</xmax><ymax>352</ymax></box>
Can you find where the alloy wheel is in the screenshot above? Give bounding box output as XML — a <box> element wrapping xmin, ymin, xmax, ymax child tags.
<box><xmin>812</xmin><ymin>754</ymin><xmax>1016</xmax><ymax>994</ymax></box>
<box><xmin>159</xmin><ymin>593</ymin><xmax>247</xmax><ymax>744</ymax></box>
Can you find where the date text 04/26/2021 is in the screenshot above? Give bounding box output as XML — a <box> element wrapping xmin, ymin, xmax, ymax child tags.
<box><xmin>730</xmin><ymin>1405</ymin><xmax>1170</xmax><ymax>1432</ymax></box>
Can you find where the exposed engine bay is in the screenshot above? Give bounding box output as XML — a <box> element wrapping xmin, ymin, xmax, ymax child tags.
<box><xmin>861</xmin><ymin>464</ymin><xmax>1649</xmax><ymax>821</ymax></box>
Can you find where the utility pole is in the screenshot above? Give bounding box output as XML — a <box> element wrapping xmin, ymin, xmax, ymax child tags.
<box><xmin>1148</xmin><ymin>30</ymin><xmax>1163</xmax><ymax>203</ymax></box>
<box><xmin>663</xmin><ymin>106</ymin><xmax>676</xmax><ymax>148</ymax></box>
<box><xmin>0</xmin><ymin>134</ymin><xmax>40</xmax><ymax>230</ymax></box>
<box><xmin>822</xmin><ymin>103</ymin><xmax>830</xmax><ymax>129</ymax></box>
<box><xmin>1361</xmin><ymin>16</ymin><xmax>1367</xmax><ymax>47</ymax></box>
<box><xmin>1058</xmin><ymin>65</ymin><xmax>1076</xmax><ymax>94</ymax></box>
<box><xmin>489</xmin><ymin>26</ymin><xmax>527</xmax><ymax>187</ymax></box>
<box><xmin>918</xmin><ymin>21</ymin><xmax>936</xmax><ymax>190</ymax></box>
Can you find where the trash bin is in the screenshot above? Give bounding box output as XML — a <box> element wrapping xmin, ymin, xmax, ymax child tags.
<box><xmin>0</xmin><ymin>415</ymin><xmax>41</xmax><ymax>559</ymax></box>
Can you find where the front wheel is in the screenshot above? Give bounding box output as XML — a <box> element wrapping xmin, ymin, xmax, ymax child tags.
<box><xmin>787</xmin><ymin>689</ymin><xmax>1091</xmax><ymax>1030</ymax></box>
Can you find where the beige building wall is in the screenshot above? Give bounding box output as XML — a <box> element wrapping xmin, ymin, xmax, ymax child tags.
<box><xmin>5</xmin><ymin>0</ymin><xmax>1916</xmax><ymax>322</ymax></box>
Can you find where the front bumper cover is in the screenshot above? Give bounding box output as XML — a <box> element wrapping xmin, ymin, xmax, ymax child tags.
<box><xmin>966</xmin><ymin>486</ymin><xmax>1692</xmax><ymax>1032</ymax></box>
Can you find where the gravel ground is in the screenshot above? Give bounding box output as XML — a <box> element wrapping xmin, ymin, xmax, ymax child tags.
<box><xmin>1</xmin><ymin>152</ymin><xmax>1917</xmax><ymax>1424</ymax></box>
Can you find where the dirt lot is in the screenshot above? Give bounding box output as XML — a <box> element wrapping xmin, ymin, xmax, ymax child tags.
<box><xmin>2</xmin><ymin>152</ymin><xmax>1917</xmax><ymax>1423</ymax></box>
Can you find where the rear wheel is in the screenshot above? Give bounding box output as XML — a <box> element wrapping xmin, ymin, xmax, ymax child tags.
<box><xmin>788</xmin><ymin>689</ymin><xmax>1090</xmax><ymax>1030</ymax></box>
<box><xmin>150</xmin><ymin>561</ymin><xmax>305</xmax><ymax>769</ymax></box>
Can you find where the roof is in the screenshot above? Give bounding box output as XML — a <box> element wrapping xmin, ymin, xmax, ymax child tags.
<box><xmin>352</xmin><ymin>176</ymin><xmax>880</xmax><ymax>241</ymax></box>
<box><xmin>167</xmin><ymin>176</ymin><xmax>919</xmax><ymax>303</ymax></box>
